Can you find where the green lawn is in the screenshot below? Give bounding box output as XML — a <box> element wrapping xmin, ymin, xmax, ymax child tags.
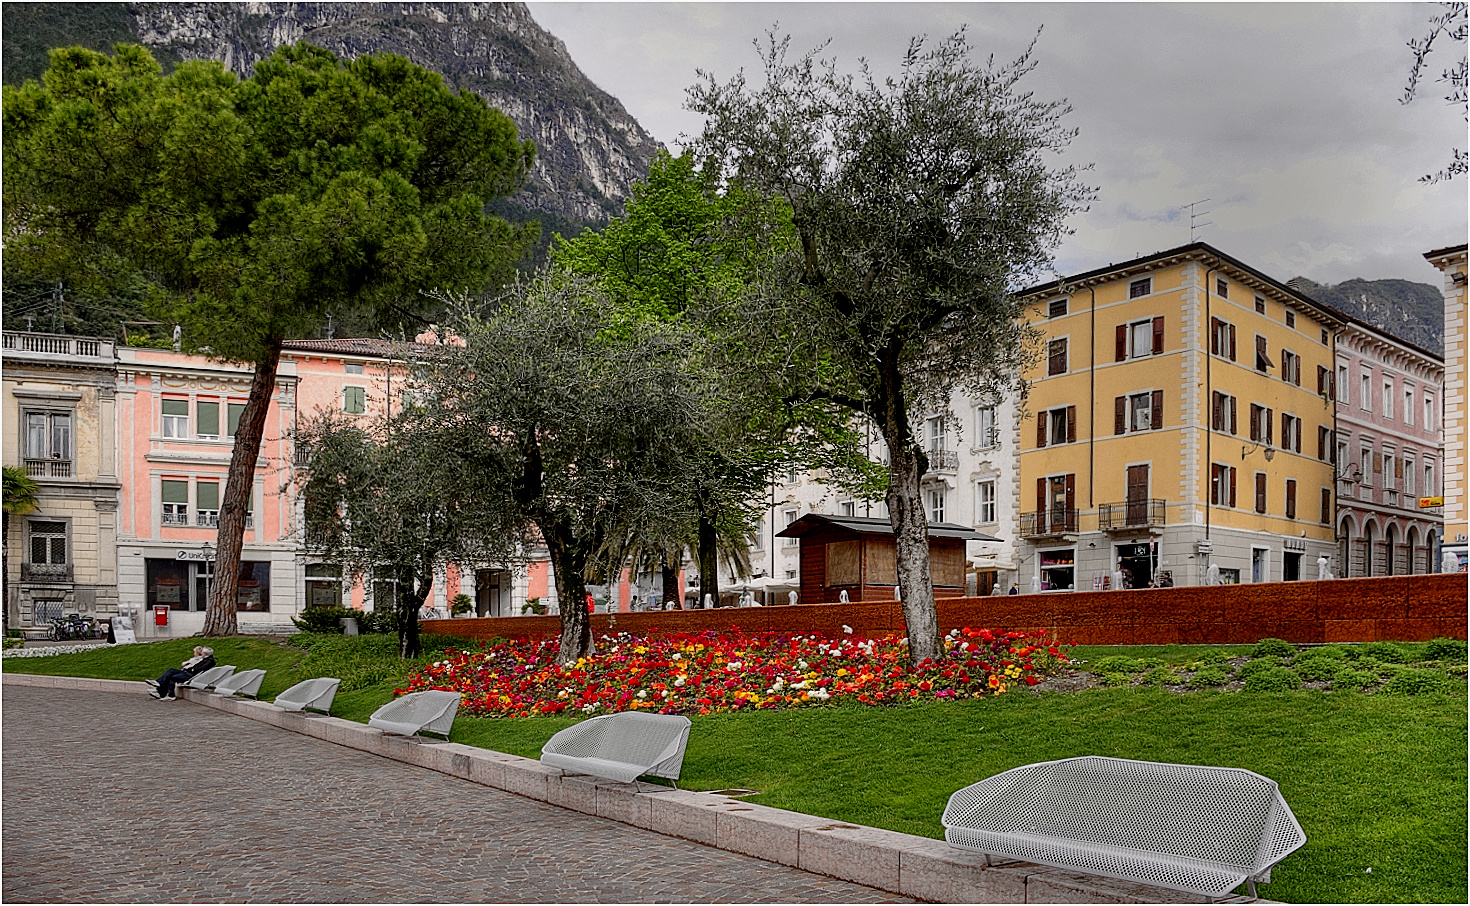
<box><xmin>7</xmin><ymin>636</ymin><xmax>1465</xmax><ymax>903</ymax></box>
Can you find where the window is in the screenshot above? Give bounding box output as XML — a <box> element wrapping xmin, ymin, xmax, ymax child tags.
<box><xmin>23</xmin><ymin>410</ymin><xmax>72</xmax><ymax>476</ymax></box>
<box><xmin>1211</xmin><ymin>463</ymin><xmax>1237</xmax><ymax>507</ymax></box>
<box><xmin>227</xmin><ymin>402</ymin><xmax>246</xmax><ymax>437</ymax></box>
<box><xmin>196</xmin><ymin>400</ymin><xmax>220</xmax><ymax>438</ymax></box>
<box><xmin>1210</xmin><ymin>318</ymin><xmax>1236</xmax><ymax>360</ymax></box>
<box><xmin>343</xmin><ymin>386</ymin><xmax>366</xmax><ymax>415</ymax></box>
<box><xmin>1249</xmin><ymin>404</ymin><xmax>1274</xmax><ymax>445</ymax></box>
<box><xmin>1254</xmin><ymin>334</ymin><xmax>1273</xmax><ymax>372</ymax></box>
<box><xmin>1337</xmin><ymin>365</ymin><xmax>1349</xmax><ymax>402</ymax></box>
<box><xmin>1129</xmin><ymin>277</ymin><xmax>1152</xmax><ymax>299</ymax></box>
<box><xmin>1318</xmin><ymin>365</ymin><xmax>1334</xmax><ymax>399</ymax></box>
<box><xmin>782</xmin><ymin>509</ymin><xmax>798</xmax><ymax>547</ymax></box>
<box><xmin>752</xmin><ymin>517</ymin><xmax>766</xmax><ymax>550</ymax></box>
<box><xmin>1282</xmin><ymin>413</ymin><xmax>1301</xmax><ymax>453</ymax></box>
<box><xmin>1115</xmin><ymin>390</ymin><xmax>1163</xmax><ymax>434</ymax></box>
<box><xmin>1425</xmin><ymin>461</ymin><xmax>1435</xmax><ymax>495</ymax></box>
<box><xmin>1254</xmin><ymin>297</ymin><xmax>1266</xmax><ymax>315</ymax></box>
<box><xmin>1038</xmin><ymin>406</ymin><xmax>1076</xmax><ymax>447</ymax></box>
<box><xmin>1424</xmin><ymin>394</ymin><xmax>1435</xmax><ymax>430</ymax></box>
<box><xmin>1039</xmin><ymin>549</ymin><xmax>1075</xmax><ymax>591</ymax></box>
<box><xmin>1217</xmin><ymin>278</ymin><xmax>1230</xmax><ymax>299</ymax></box>
<box><xmin>926</xmin><ymin>487</ymin><xmax>946</xmax><ymax>523</ymax></box>
<box><xmin>305</xmin><ymin>564</ymin><xmax>344</xmax><ymax>609</ymax></box>
<box><xmin>926</xmin><ymin>414</ymin><xmax>948</xmax><ymax>453</ymax></box>
<box><xmin>1337</xmin><ymin>440</ymin><xmax>1348</xmax><ymax>473</ymax></box>
<box><xmin>162</xmin><ymin>479</ymin><xmax>189</xmax><ymax>526</ymax></box>
<box><xmin>1281</xmin><ymin>350</ymin><xmax>1301</xmax><ymax>385</ymax></box>
<box><xmin>1384</xmin><ymin>452</ymin><xmax>1397</xmax><ymax>497</ymax></box>
<box><xmin>1383</xmin><ymin>380</ymin><xmax>1394</xmax><ymax>419</ymax></box>
<box><xmin>1320</xmin><ymin>487</ymin><xmax>1332</xmax><ymax>524</ymax></box>
<box><xmin>1360</xmin><ymin>447</ymin><xmax>1373</xmax><ymax>487</ymax></box>
<box><xmin>1285</xmin><ymin>479</ymin><xmax>1297</xmax><ymax>519</ymax></box>
<box><xmin>1116</xmin><ymin>317</ymin><xmax>1164</xmax><ymax>360</ymax></box>
<box><xmin>1404</xmin><ymin>387</ymin><xmax>1414</xmax><ymax>425</ymax></box>
<box><xmin>196</xmin><ymin>481</ymin><xmax>220</xmax><ymax>527</ymax></box>
<box><xmin>1048</xmin><ymin>298</ymin><xmax>1067</xmax><ymax>318</ymax></box>
<box><xmin>344</xmin><ymin>362</ymin><xmax>365</xmax><ymax>375</ymax></box>
<box><xmin>1254</xmin><ymin>472</ymin><xmax>1268</xmax><ymax>514</ymax></box>
<box><xmin>976</xmin><ymin>406</ymin><xmax>998</xmax><ymax>449</ymax></box>
<box><xmin>1285</xmin><ymin>309</ymin><xmax>1296</xmax><ymax>329</ymax></box>
<box><xmin>1321</xmin><ymin>327</ymin><xmax>1330</xmax><ymax>345</ymax></box>
<box><xmin>1360</xmin><ymin>370</ymin><xmax>1371</xmax><ymax>411</ymax></box>
<box><xmin>1405</xmin><ymin>456</ymin><xmax>1416</xmax><ymax>495</ymax></box>
<box><xmin>977</xmin><ymin>481</ymin><xmax>997</xmax><ymax>524</ymax></box>
<box><xmin>1212</xmin><ymin>392</ymin><xmax>1237</xmax><ymax>434</ymax></box>
<box><xmin>162</xmin><ymin>398</ymin><xmax>189</xmax><ymax>438</ymax></box>
<box><xmin>1047</xmin><ymin>338</ymin><xmax>1068</xmax><ymax>375</ymax></box>
<box><xmin>1318</xmin><ymin>425</ymin><xmax>1332</xmax><ymax>462</ymax></box>
<box><xmin>28</xmin><ymin>520</ymin><xmax>67</xmax><ymax>569</ymax></box>
<box><xmin>839</xmin><ymin>501</ymin><xmax>856</xmax><ymax>518</ymax></box>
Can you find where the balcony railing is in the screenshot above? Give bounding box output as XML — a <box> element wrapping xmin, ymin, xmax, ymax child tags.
<box><xmin>3</xmin><ymin>332</ymin><xmax>110</xmax><ymax>358</ymax></box>
<box><xmin>161</xmin><ymin>512</ymin><xmax>190</xmax><ymax>526</ymax></box>
<box><xmin>925</xmin><ymin>449</ymin><xmax>960</xmax><ymax>471</ymax></box>
<box><xmin>24</xmin><ymin>459</ymin><xmax>73</xmax><ymax>479</ymax></box>
<box><xmin>1020</xmin><ymin>508</ymin><xmax>1080</xmax><ymax>538</ymax></box>
<box><xmin>1098</xmin><ymin>499</ymin><xmax>1167</xmax><ymax>532</ymax></box>
<box><xmin>21</xmin><ymin>562</ymin><xmax>72</xmax><ymax>583</ymax></box>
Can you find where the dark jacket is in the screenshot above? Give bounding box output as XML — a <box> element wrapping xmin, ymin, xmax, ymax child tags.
<box><xmin>183</xmin><ymin>655</ymin><xmax>216</xmax><ymax>677</ymax></box>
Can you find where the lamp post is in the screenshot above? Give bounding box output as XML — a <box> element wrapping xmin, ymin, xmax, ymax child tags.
<box><xmin>201</xmin><ymin>541</ymin><xmax>215</xmax><ymax>614</ymax></box>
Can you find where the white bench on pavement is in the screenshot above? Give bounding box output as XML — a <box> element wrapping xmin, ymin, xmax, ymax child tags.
<box><xmin>540</xmin><ymin>712</ymin><xmax>692</xmax><ymax>787</ymax></box>
<box><xmin>942</xmin><ymin>756</ymin><xmax>1306</xmax><ymax>899</ymax></box>
<box><xmin>368</xmin><ymin>690</ymin><xmax>460</xmax><ymax>739</ymax></box>
<box><xmin>211</xmin><ymin>668</ymin><xmax>265</xmax><ymax>699</ymax></box>
<box><xmin>273</xmin><ymin>678</ymin><xmax>341</xmax><ymax>715</ymax></box>
<box><xmin>179</xmin><ymin>665</ymin><xmax>235</xmax><ymax>691</ymax></box>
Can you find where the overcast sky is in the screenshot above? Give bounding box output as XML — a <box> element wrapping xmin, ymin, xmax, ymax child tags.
<box><xmin>526</xmin><ymin>1</ymin><xmax>1467</xmax><ymax>286</ymax></box>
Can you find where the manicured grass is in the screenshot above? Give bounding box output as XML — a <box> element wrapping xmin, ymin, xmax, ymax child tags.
<box><xmin>7</xmin><ymin>635</ymin><xmax>1465</xmax><ymax>903</ymax></box>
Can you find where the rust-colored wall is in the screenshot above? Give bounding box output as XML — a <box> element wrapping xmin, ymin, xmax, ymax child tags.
<box><xmin>428</xmin><ymin>574</ymin><xmax>1466</xmax><ymax>646</ymax></box>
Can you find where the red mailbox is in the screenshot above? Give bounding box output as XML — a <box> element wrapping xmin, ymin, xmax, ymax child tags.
<box><xmin>154</xmin><ymin>605</ymin><xmax>169</xmax><ymax>627</ymax></box>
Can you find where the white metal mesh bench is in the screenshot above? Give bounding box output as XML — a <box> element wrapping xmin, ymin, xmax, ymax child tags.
<box><xmin>540</xmin><ymin>712</ymin><xmax>692</xmax><ymax>786</ymax></box>
<box><xmin>942</xmin><ymin>756</ymin><xmax>1306</xmax><ymax>899</ymax></box>
<box><xmin>211</xmin><ymin>668</ymin><xmax>265</xmax><ymax>699</ymax></box>
<box><xmin>273</xmin><ymin>678</ymin><xmax>341</xmax><ymax>715</ymax></box>
<box><xmin>179</xmin><ymin>665</ymin><xmax>235</xmax><ymax>691</ymax></box>
<box><xmin>368</xmin><ymin>690</ymin><xmax>461</xmax><ymax>739</ymax></box>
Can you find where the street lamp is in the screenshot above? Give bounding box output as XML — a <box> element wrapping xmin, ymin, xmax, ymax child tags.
<box><xmin>201</xmin><ymin>542</ymin><xmax>215</xmax><ymax>611</ymax></box>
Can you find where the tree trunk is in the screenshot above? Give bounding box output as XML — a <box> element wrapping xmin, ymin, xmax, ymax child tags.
<box><xmin>204</xmin><ymin>342</ymin><xmax>283</xmax><ymax>637</ymax></box>
<box><xmin>544</xmin><ymin>522</ymin><xmax>592</xmax><ymax>664</ymax></box>
<box><xmin>875</xmin><ymin>345</ymin><xmax>943</xmax><ymax>664</ymax></box>
<box><xmin>696</xmin><ymin>489</ymin><xmax>719</xmax><ymax>609</ymax></box>
<box><xmin>397</xmin><ymin>563</ymin><xmax>425</xmax><ymax>659</ymax></box>
<box><xmin>660</xmin><ymin>560</ymin><xmax>679</xmax><ymax>609</ymax></box>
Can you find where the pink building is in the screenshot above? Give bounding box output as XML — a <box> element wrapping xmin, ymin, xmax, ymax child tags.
<box><xmin>1333</xmin><ymin>318</ymin><xmax>1444</xmax><ymax>576</ymax></box>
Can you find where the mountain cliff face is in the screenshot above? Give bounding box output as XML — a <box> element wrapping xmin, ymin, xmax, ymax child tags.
<box><xmin>1290</xmin><ymin>276</ymin><xmax>1445</xmax><ymax>357</ymax></box>
<box><xmin>3</xmin><ymin>2</ymin><xmax>662</xmax><ymax>233</ymax></box>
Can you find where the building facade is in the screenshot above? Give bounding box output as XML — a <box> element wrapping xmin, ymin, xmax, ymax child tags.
<box><xmin>3</xmin><ymin>332</ymin><xmax>122</xmax><ymax>629</ymax></box>
<box><xmin>1425</xmin><ymin>244</ymin><xmax>1467</xmax><ymax>570</ymax></box>
<box><xmin>1017</xmin><ymin>243</ymin><xmax>1342</xmax><ymax>590</ymax></box>
<box><xmin>1331</xmin><ymin>318</ymin><xmax>1444</xmax><ymax>576</ymax></box>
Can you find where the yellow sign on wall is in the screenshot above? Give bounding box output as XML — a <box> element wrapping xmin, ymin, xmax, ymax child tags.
<box><xmin>1419</xmin><ymin>496</ymin><xmax>1444</xmax><ymax>508</ymax></box>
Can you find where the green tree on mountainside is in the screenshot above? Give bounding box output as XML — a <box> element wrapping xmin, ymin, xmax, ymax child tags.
<box><xmin>4</xmin><ymin>43</ymin><xmax>536</xmax><ymax>636</ymax></box>
<box><xmin>688</xmin><ymin>29</ymin><xmax>1093</xmax><ymax>663</ymax></box>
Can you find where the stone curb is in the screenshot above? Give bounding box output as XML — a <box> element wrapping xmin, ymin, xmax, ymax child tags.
<box><xmin>4</xmin><ymin>673</ymin><xmax>1256</xmax><ymax>903</ymax></box>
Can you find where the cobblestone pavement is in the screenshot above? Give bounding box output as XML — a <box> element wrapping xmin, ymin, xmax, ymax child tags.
<box><xmin>2</xmin><ymin>685</ymin><xmax>913</xmax><ymax>904</ymax></box>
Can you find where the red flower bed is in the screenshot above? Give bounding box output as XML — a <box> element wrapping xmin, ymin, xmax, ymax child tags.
<box><xmin>400</xmin><ymin>627</ymin><xmax>1070</xmax><ymax>717</ymax></box>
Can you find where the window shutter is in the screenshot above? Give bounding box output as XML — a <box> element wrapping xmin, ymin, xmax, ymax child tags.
<box><xmin>1266</xmin><ymin>408</ymin><xmax>1274</xmax><ymax>445</ymax></box>
<box><xmin>1230</xmin><ymin>397</ymin><xmax>1237</xmax><ymax>435</ymax></box>
<box><xmin>197</xmin><ymin>481</ymin><xmax>220</xmax><ymax>511</ymax></box>
<box><xmin>1116</xmin><ymin>324</ymin><xmax>1127</xmax><ymax>362</ymax></box>
<box><xmin>161</xmin><ymin>399</ymin><xmax>188</xmax><ymax>416</ymax></box>
<box><xmin>1256</xmin><ymin>472</ymin><xmax>1267</xmax><ymax>513</ymax></box>
<box><xmin>227</xmin><ymin>402</ymin><xmax>246</xmax><ymax>437</ymax></box>
<box><xmin>1317</xmin><ymin>366</ymin><xmax>1326</xmax><ymax>396</ymax></box>
<box><xmin>1037</xmin><ymin>413</ymin><xmax>1047</xmax><ymax>448</ymax></box>
<box><xmin>1036</xmin><ymin>478</ymin><xmax>1047</xmax><ymax>516</ymax></box>
<box><xmin>1286</xmin><ymin>480</ymin><xmax>1297</xmax><ymax>519</ymax></box>
<box><xmin>1064</xmin><ymin>474</ymin><xmax>1075</xmax><ymax>514</ymax></box>
<box><xmin>161</xmin><ymin>479</ymin><xmax>188</xmax><ymax>504</ymax></box>
<box><xmin>197</xmin><ymin>401</ymin><xmax>219</xmax><ymax>436</ymax></box>
<box><xmin>1210</xmin><ymin>318</ymin><xmax>1221</xmax><ymax>355</ymax></box>
<box><xmin>1394</xmin><ymin>458</ymin><xmax>1403</xmax><ymax>479</ymax></box>
<box><xmin>1229</xmin><ymin>324</ymin><xmax>1237</xmax><ymax>361</ymax></box>
<box><xmin>1151</xmin><ymin>390</ymin><xmax>1164</xmax><ymax>430</ymax></box>
<box><xmin>1152</xmin><ymin>316</ymin><xmax>1165</xmax><ymax>355</ymax></box>
<box><xmin>1294</xmin><ymin>419</ymin><xmax>1302</xmax><ymax>454</ymax></box>
<box><xmin>1318</xmin><ymin>426</ymin><xmax>1328</xmax><ymax>461</ymax></box>
<box><xmin>1115</xmin><ymin>396</ymin><xmax>1126</xmax><ymax>435</ymax></box>
<box><xmin>1250</xmin><ymin>405</ymin><xmax>1260</xmax><ymax>441</ymax></box>
<box><xmin>1066</xmin><ymin>406</ymin><xmax>1077</xmax><ymax>444</ymax></box>
<box><xmin>1321</xmin><ymin>487</ymin><xmax>1331</xmax><ymax>524</ymax></box>
<box><xmin>1229</xmin><ymin>467</ymin><xmax>1237</xmax><ymax>508</ymax></box>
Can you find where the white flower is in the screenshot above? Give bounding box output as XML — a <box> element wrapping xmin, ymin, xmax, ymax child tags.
<box><xmin>636</xmin><ymin>690</ymin><xmax>648</xmax><ymax>699</ymax></box>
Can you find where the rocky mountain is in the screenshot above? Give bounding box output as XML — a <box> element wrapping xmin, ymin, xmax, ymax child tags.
<box><xmin>1289</xmin><ymin>276</ymin><xmax>1445</xmax><ymax>357</ymax></box>
<box><xmin>2</xmin><ymin>2</ymin><xmax>662</xmax><ymax>253</ymax></box>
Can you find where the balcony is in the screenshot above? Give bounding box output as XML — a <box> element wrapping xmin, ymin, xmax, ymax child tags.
<box><xmin>4</xmin><ymin>332</ymin><xmax>110</xmax><ymax>359</ymax></box>
<box><xmin>24</xmin><ymin>459</ymin><xmax>73</xmax><ymax>479</ymax></box>
<box><xmin>925</xmin><ymin>449</ymin><xmax>960</xmax><ymax>472</ymax></box>
<box><xmin>1098</xmin><ymin>499</ymin><xmax>1167</xmax><ymax>533</ymax></box>
<box><xmin>21</xmin><ymin>562</ymin><xmax>72</xmax><ymax>583</ymax></box>
<box><xmin>1020</xmin><ymin>508</ymin><xmax>1080</xmax><ymax>539</ymax></box>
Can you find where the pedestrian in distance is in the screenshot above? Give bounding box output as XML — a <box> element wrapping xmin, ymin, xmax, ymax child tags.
<box><xmin>147</xmin><ymin>646</ymin><xmax>215</xmax><ymax>701</ymax></box>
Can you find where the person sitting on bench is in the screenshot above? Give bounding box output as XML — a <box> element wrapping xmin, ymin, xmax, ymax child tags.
<box><xmin>148</xmin><ymin>646</ymin><xmax>215</xmax><ymax>701</ymax></box>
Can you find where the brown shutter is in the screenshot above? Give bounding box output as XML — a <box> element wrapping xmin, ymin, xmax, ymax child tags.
<box><xmin>1256</xmin><ymin>472</ymin><xmax>1267</xmax><ymax>513</ymax></box>
<box><xmin>1152</xmin><ymin>316</ymin><xmax>1165</xmax><ymax>355</ymax></box>
<box><xmin>1115</xmin><ymin>396</ymin><xmax>1126</xmax><ymax>435</ymax></box>
<box><xmin>1294</xmin><ymin>419</ymin><xmax>1302</xmax><ymax>454</ymax></box>
<box><xmin>1151</xmin><ymin>390</ymin><xmax>1164</xmax><ymax>429</ymax></box>
<box><xmin>1395</xmin><ymin>458</ymin><xmax>1403</xmax><ymax>479</ymax></box>
<box><xmin>1210</xmin><ymin>318</ymin><xmax>1221</xmax><ymax>355</ymax></box>
<box><xmin>1266</xmin><ymin>408</ymin><xmax>1274</xmax><ymax>445</ymax></box>
<box><xmin>1230</xmin><ymin>397</ymin><xmax>1237</xmax><ymax>435</ymax></box>
<box><xmin>1250</xmin><ymin>405</ymin><xmax>1260</xmax><ymax>441</ymax></box>
<box><xmin>1256</xmin><ymin>334</ymin><xmax>1268</xmax><ymax>371</ymax></box>
<box><xmin>1318</xmin><ymin>366</ymin><xmax>1327</xmax><ymax>395</ymax></box>
<box><xmin>1229</xmin><ymin>467</ymin><xmax>1237</xmax><ymax>508</ymax></box>
<box><xmin>1037</xmin><ymin>412</ymin><xmax>1047</xmax><ymax>448</ymax></box>
<box><xmin>1229</xmin><ymin>324</ymin><xmax>1237</xmax><ymax>361</ymax></box>
<box><xmin>1318</xmin><ymin>426</ymin><xmax>1328</xmax><ymax>461</ymax></box>
<box><xmin>1036</xmin><ymin>477</ymin><xmax>1047</xmax><ymax>516</ymax></box>
<box><xmin>1064</xmin><ymin>473</ymin><xmax>1075</xmax><ymax>516</ymax></box>
<box><xmin>1321</xmin><ymin>487</ymin><xmax>1331</xmax><ymax>524</ymax></box>
<box><xmin>1066</xmin><ymin>406</ymin><xmax>1077</xmax><ymax>444</ymax></box>
<box><xmin>1116</xmin><ymin>324</ymin><xmax>1127</xmax><ymax>362</ymax></box>
<box><xmin>1286</xmin><ymin>480</ymin><xmax>1297</xmax><ymax>519</ymax></box>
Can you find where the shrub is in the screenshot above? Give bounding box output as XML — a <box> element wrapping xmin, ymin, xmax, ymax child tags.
<box><xmin>1251</xmin><ymin>638</ymin><xmax>1296</xmax><ymax>659</ymax></box>
<box><xmin>1189</xmin><ymin>666</ymin><xmax>1230</xmax><ymax>688</ymax></box>
<box><xmin>1424</xmin><ymin>638</ymin><xmax>1468</xmax><ymax>664</ymax></box>
<box><xmin>1141</xmin><ymin>666</ymin><xmax>1177</xmax><ymax>686</ymax></box>
<box><xmin>1356</xmin><ymin>641</ymin><xmax>1409</xmax><ymax>664</ymax></box>
<box><xmin>1237</xmin><ymin>657</ymin><xmax>1285</xmax><ymax>681</ymax></box>
<box><xmin>449</xmin><ymin>593</ymin><xmax>473</xmax><ymax>616</ymax></box>
<box><xmin>1295</xmin><ymin>645</ymin><xmax>1348</xmax><ymax>664</ymax></box>
<box><xmin>359</xmin><ymin>608</ymin><xmax>399</xmax><ymax>634</ymax></box>
<box><xmin>1099</xmin><ymin>672</ymin><xmax>1135</xmax><ymax>687</ymax></box>
<box><xmin>2</xmin><ymin>636</ymin><xmax>24</xmax><ymax>650</ymax></box>
<box><xmin>1089</xmin><ymin>656</ymin><xmax>1157</xmax><ymax>675</ymax></box>
<box><xmin>1293</xmin><ymin>657</ymin><xmax>1340</xmax><ymax>683</ymax></box>
<box><xmin>1331</xmin><ymin>667</ymin><xmax>1379</xmax><ymax>691</ymax></box>
<box><xmin>1382</xmin><ymin>667</ymin><xmax>1446</xmax><ymax>696</ymax></box>
<box><xmin>291</xmin><ymin>606</ymin><xmax>361</xmax><ymax>635</ymax></box>
<box><xmin>1243</xmin><ymin>667</ymin><xmax>1302</xmax><ymax>692</ymax></box>
<box><xmin>1192</xmin><ymin>649</ymin><xmax>1235</xmax><ymax>665</ymax></box>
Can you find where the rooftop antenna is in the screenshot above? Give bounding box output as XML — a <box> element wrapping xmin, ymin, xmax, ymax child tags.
<box><xmin>1180</xmin><ymin>198</ymin><xmax>1212</xmax><ymax>242</ymax></box>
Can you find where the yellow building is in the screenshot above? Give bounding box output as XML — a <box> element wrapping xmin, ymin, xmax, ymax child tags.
<box><xmin>1018</xmin><ymin>243</ymin><xmax>1342</xmax><ymax>589</ymax></box>
<box><xmin>1425</xmin><ymin>243</ymin><xmax>1467</xmax><ymax>569</ymax></box>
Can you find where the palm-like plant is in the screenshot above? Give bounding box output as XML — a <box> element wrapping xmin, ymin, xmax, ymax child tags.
<box><xmin>3</xmin><ymin>466</ymin><xmax>41</xmax><ymax>633</ymax></box>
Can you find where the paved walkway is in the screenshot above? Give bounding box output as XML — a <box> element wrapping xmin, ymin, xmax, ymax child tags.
<box><xmin>2</xmin><ymin>685</ymin><xmax>911</xmax><ymax>903</ymax></box>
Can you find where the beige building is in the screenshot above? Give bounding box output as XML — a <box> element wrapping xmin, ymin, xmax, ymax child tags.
<box><xmin>1425</xmin><ymin>243</ymin><xmax>1467</xmax><ymax>569</ymax></box>
<box><xmin>4</xmin><ymin>332</ymin><xmax>122</xmax><ymax>629</ymax></box>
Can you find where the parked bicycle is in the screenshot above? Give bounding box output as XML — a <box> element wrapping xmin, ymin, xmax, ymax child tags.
<box><xmin>45</xmin><ymin>614</ymin><xmax>94</xmax><ymax>641</ymax></box>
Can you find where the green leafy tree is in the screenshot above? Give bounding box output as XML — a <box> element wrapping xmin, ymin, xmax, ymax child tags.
<box><xmin>688</xmin><ymin>29</ymin><xmax>1093</xmax><ymax>662</ymax></box>
<box><xmin>4</xmin><ymin>43</ymin><xmax>536</xmax><ymax>635</ymax></box>
<box><xmin>3</xmin><ymin>466</ymin><xmax>41</xmax><ymax>634</ymax></box>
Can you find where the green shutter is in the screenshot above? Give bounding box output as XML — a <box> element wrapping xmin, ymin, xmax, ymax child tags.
<box><xmin>227</xmin><ymin>403</ymin><xmax>246</xmax><ymax>436</ymax></box>
<box><xmin>197</xmin><ymin>481</ymin><xmax>219</xmax><ymax>510</ymax></box>
<box><xmin>161</xmin><ymin>480</ymin><xmax>189</xmax><ymax>503</ymax></box>
<box><xmin>197</xmin><ymin>401</ymin><xmax>219</xmax><ymax>435</ymax></box>
<box><xmin>344</xmin><ymin>386</ymin><xmax>365</xmax><ymax>414</ymax></box>
<box><xmin>161</xmin><ymin>399</ymin><xmax>188</xmax><ymax>416</ymax></box>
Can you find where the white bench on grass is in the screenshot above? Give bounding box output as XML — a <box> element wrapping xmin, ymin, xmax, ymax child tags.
<box><xmin>540</xmin><ymin>712</ymin><xmax>692</xmax><ymax>787</ymax></box>
<box><xmin>179</xmin><ymin>665</ymin><xmax>235</xmax><ymax>691</ymax></box>
<box><xmin>368</xmin><ymin>690</ymin><xmax>460</xmax><ymax>739</ymax></box>
<box><xmin>942</xmin><ymin>756</ymin><xmax>1306</xmax><ymax>899</ymax></box>
<box><xmin>273</xmin><ymin>678</ymin><xmax>341</xmax><ymax>715</ymax></box>
<box><xmin>211</xmin><ymin>668</ymin><xmax>265</xmax><ymax>699</ymax></box>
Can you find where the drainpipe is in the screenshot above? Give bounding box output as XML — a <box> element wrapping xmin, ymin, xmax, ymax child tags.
<box><xmin>1204</xmin><ymin>263</ymin><xmax>1219</xmax><ymax>543</ymax></box>
<box><xmin>1089</xmin><ymin>285</ymin><xmax>1097</xmax><ymax>508</ymax></box>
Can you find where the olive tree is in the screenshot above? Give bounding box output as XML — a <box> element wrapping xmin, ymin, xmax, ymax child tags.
<box><xmin>687</xmin><ymin>29</ymin><xmax>1092</xmax><ymax>662</ymax></box>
